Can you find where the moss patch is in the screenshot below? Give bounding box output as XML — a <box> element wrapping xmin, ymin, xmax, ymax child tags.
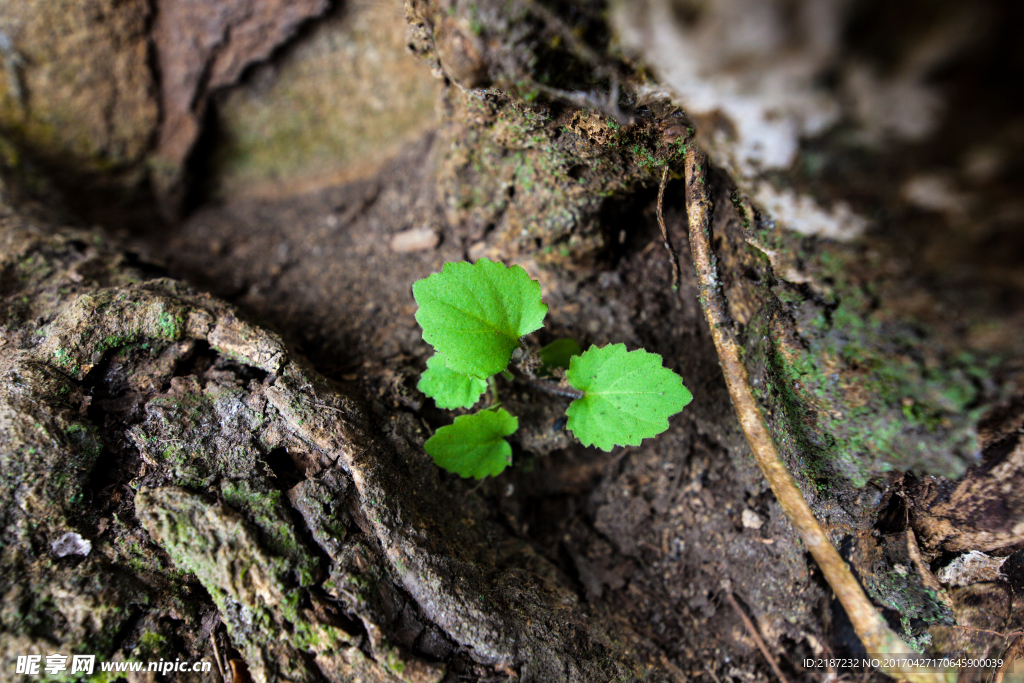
<box><xmin>437</xmin><ymin>89</ymin><xmax>691</xmax><ymax>267</ymax></box>
<box><xmin>742</xmin><ymin>219</ymin><xmax>999</xmax><ymax>487</ymax></box>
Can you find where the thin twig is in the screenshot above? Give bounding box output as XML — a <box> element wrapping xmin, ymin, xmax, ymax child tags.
<box><xmin>530</xmin><ymin>82</ymin><xmax>632</xmax><ymax>125</ymax></box>
<box><xmin>506</xmin><ymin>357</ymin><xmax>584</xmax><ymax>398</ymax></box>
<box><xmin>724</xmin><ymin>590</ymin><xmax>790</xmax><ymax>683</ymax></box>
<box><xmin>521</xmin><ymin>376</ymin><xmax>583</xmax><ymax>399</ymax></box>
<box><xmin>314</xmin><ymin>402</ymin><xmax>348</xmax><ymax>414</ymax></box>
<box><xmin>683</xmin><ymin>144</ymin><xmax>955</xmax><ymax>683</ymax></box>
<box><xmin>953</xmin><ymin>625</ymin><xmax>1024</xmax><ymax>640</ymax></box>
<box><xmin>657</xmin><ymin>166</ymin><xmax>681</xmax><ymax>291</ymax></box>
<box><xmin>905</xmin><ymin>529</ymin><xmax>954</xmax><ymax>609</ymax></box>
<box><xmin>210</xmin><ymin>626</ymin><xmax>226</xmax><ymax>683</ymax></box>
<box><xmin>994</xmin><ymin>636</ymin><xmax>1024</xmax><ymax>683</ymax></box>
<box><xmin>464</xmin><ymin>477</ymin><xmax>489</xmax><ymax>497</ymax></box>
<box><xmin>634</xmin><ymin>556</ymin><xmax>722</xmax><ymax>683</ymax></box>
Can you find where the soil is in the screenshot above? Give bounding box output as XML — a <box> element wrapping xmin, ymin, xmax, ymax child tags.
<box><xmin>125</xmin><ymin>131</ymin><xmax>840</xmax><ymax>682</ymax></box>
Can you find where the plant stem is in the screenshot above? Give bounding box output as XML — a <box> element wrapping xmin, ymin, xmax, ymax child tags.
<box><xmin>522</xmin><ymin>377</ymin><xmax>584</xmax><ymax>399</ymax></box>
<box><xmin>486</xmin><ymin>375</ymin><xmax>500</xmax><ymax>405</ymax></box>
<box><xmin>683</xmin><ymin>144</ymin><xmax>955</xmax><ymax>683</ymax></box>
<box><xmin>505</xmin><ymin>358</ymin><xmax>584</xmax><ymax>399</ymax></box>
<box><xmin>724</xmin><ymin>590</ymin><xmax>790</xmax><ymax>683</ymax></box>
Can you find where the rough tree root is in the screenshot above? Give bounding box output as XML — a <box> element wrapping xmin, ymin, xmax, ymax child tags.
<box><xmin>682</xmin><ymin>145</ymin><xmax>957</xmax><ymax>683</ymax></box>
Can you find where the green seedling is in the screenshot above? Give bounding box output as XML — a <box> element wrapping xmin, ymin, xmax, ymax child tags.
<box><xmin>414</xmin><ymin>258</ymin><xmax>692</xmax><ymax>478</ymax></box>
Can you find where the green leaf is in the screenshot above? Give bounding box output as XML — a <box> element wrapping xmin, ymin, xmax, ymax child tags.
<box><xmin>424</xmin><ymin>408</ymin><xmax>519</xmax><ymax>479</ymax></box>
<box><xmin>413</xmin><ymin>258</ymin><xmax>548</xmax><ymax>379</ymax></box>
<box><xmin>565</xmin><ymin>344</ymin><xmax>692</xmax><ymax>451</ymax></box>
<box><xmin>417</xmin><ymin>353</ymin><xmax>488</xmax><ymax>409</ymax></box>
<box><xmin>538</xmin><ymin>338</ymin><xmax>582</xmax><ymax>374</ymax></box>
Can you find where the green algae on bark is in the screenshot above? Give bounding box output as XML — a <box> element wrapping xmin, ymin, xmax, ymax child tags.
<box><xmin>406</xmin><ymin>0</ymin><xmax>695</xmax><ymax>268</ymax></box>
<box><xmin>713</xmin><ymin>188</ymin><xmax>1009</xmax><ymax>490</ymax></box>
<box><xmin>437</xmin><ymin>89</ymin><xmax>692</xmax><ymax>267</ymax></box>
<box><xmin>134</xmin><ymin>486</ymin><xmax>359</xmax><ymax>683</ymax></box>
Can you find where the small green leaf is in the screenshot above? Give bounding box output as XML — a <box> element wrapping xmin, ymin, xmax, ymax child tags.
<box><xmin>424</xmin><ymin>408</ymin><xmax>519</xmax><ymax>479</ymax></box>
<box><xmin>565</xmin><ymin>344</ymin><xmax>692</xmax><ymax>451</ymax></box>
<box><xmin>413</xmin><ymin>258</ymin><xmax>548</xmax><ymax>379</ymax></box>
<box><xmin>417</xmin><ymin>353</ymin><xmax>489</xmax><ymax>409</ymax></box>
<box><xmin>538</xmin><ymin>338</ymin><xmax>582</xmax><ymax>374</ymax></box>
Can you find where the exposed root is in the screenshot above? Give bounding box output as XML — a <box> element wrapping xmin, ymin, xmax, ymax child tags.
<box><xmin>724</xmin><ymin>589</ymin><xmax>791</xmax><ymax>683</ymax></box>
<box><xmin>994</xmin><ymin>636</ymin><xmax>1024</xmax><ymax>683</ymax></box>
<box><xmin>210</xmin><ymin>629</ymin><xmax>226</xmax><ymax>683</ymax></box>
<box><xmin>657</xmin><ymin>166</ymin><xmax>681</xmax><ymax>291</ymax></box>
<box><xmin>683</xmin><ymin>144</ymin><xmax>956</xmax><ymax>683</ymax></box>
<box><xmin>906</xmin><ymin>529</ymin><xmax>954</xmax><ymax>610</ymax></box>
<box><xmin>952</xmin><ymin>626</ymin><xmax>1024</xmax><ymax>640</ymax></box>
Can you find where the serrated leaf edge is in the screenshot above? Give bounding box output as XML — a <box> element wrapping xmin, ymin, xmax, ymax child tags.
<box><xmin>413</xmin><ymin>259</ymin><xmax>547</xmax><ymax>379</ymax></box>
<box><xmin>565</xmin><ymin>344</ymin><xmax>691</xmax><ymax>450</ymax></box>
<box><xmin>423</xmin><ymin>407</ymin><xmax>519</xmax><ymax>479</ymax></box>
<box><xmin>417</xmin><ymin>353</ymin><xmax>488</xmax><ymax>410</ymax></box>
